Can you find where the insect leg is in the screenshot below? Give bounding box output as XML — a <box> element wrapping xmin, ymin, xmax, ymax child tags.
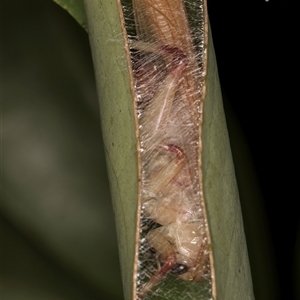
<box><xmin>138</xmin><ymin>229</ymin><xmax>177</xmax><ymax>299</ymax></box>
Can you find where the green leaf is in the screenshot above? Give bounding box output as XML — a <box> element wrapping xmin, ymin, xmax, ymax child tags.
<box><xmin>202</xmin><ymin>27</ymin><xmax>254</xmax><ymax>299</ymax></box>
<box><xmin>53</xmin><ymin>0</ymin><xmax>87</xmax><ymax>29</ymax></box>
<box><xmin>83</xmin><ymin>2</ymin><xmax>138</xmax><ymax>299</ymax></box>
<box><xmin>83</xmin><ymin>1</ymin><xmax>254</xmax><ymax>300</ymax></box>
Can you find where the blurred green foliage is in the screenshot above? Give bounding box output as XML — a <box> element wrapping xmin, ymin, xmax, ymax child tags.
<box><xmin>2</xmin><ymin>1</ymin><xmax>123</xmax><ymax>299</ymax></box>
<box><xmin>52</xmin><ymin>0</ymin><xmax>87</xmax><ymax>28</ymax></box>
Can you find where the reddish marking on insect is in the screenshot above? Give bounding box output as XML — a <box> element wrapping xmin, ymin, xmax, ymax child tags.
<box><xmin>160</xmin><ymin>144</ymin><xmax>186</xmax><ymax>161</ymax></box>
<box><xmin>158</xmin><ymin>45</ymin><xmax>188</xmax><ymax>67</ymax></box>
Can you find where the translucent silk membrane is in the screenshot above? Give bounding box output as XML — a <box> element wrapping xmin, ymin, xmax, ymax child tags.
<box><xmin>121</xmin><ymin>1</ymin><xmax>212</xmax><ymax>299</ymax></box>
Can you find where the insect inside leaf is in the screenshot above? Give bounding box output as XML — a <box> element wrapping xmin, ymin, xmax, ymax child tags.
<box><xmin>122</xmin><ymin>0</ymin><xmax>212</xmax><ymax>298</ymax></box>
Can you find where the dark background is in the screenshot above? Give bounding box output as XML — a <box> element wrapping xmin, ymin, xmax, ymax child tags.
<box><xmin>208</xmin><ymin>0</ymin><xmax>297</xmax><ymax>299</ymax></box>
<box><xmin>2</xmin><ymin>0</ymin><xmax>297</xmax><ymax>299</ymax></box>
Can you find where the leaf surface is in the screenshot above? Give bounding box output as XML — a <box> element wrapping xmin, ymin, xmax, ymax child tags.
<box><xmin>84</xmin><ymin>1</ymin><xmax>255</xmax><ymax>299</ymax></box>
